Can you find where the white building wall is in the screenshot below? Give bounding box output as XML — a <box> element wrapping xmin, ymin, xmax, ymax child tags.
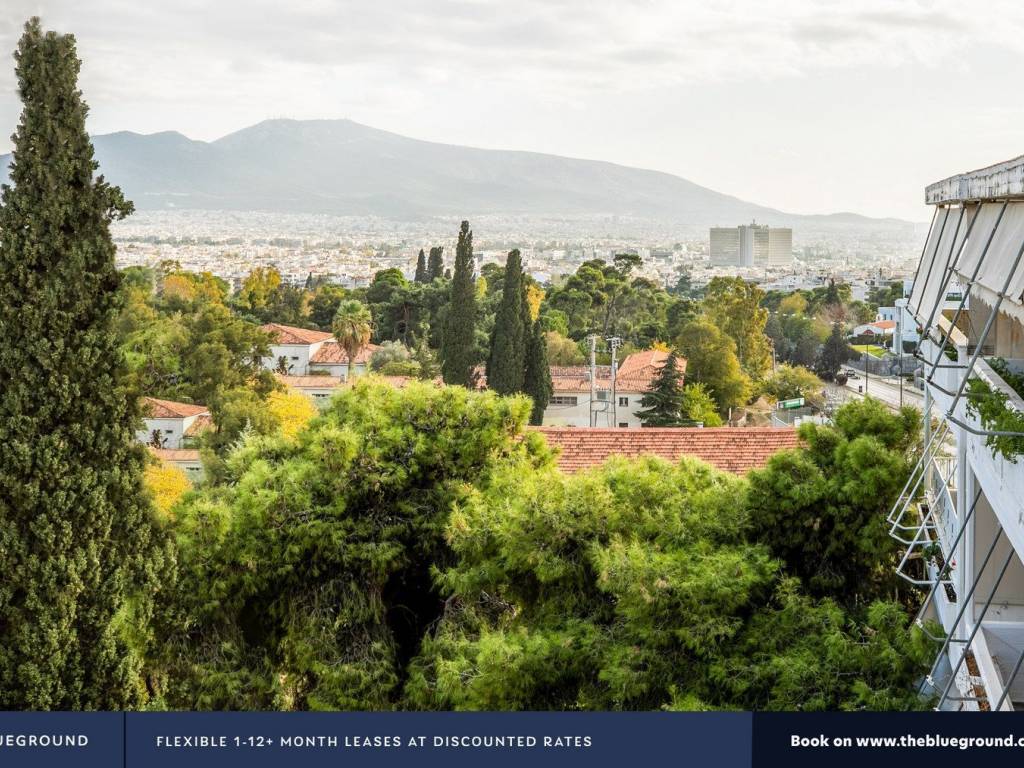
<box><xmin>542</xmin><ymin>390</ymin><xmax>650</xmax><ymax>428</ymax></box>
<box><xmin>138</xmin><ymin>416</ymin><xmax>193</xmax><ymax>449</ymax></box>
<box><xmin>262</xmin><ymin>341</ymin><xmax>326</xmax><ymax>375</ymax></box>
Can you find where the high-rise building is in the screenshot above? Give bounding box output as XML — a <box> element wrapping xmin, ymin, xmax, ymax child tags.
<box><xmin>709</xmin><ymin>222</ymin><xmax>793</xmax><ymax>267</ymax></box>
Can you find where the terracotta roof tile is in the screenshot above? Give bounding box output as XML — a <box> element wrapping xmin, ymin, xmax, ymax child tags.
<box><xmin>142</xmin><ymin>397</ymin><xmax>209</xmax><ymax>419</ymax></box>
<box><xmin>531</xmin><ymin>426</ymin><xmax>800</xmax><ymax>475</ymax></box>
<box><xmin>549</xmin><ymin>350</ymin><xmax>686</xmax><ymax>394</ymax></box>
<box><xmin>309</xmin><ymin>341</ymin><xmax>382</xmax><ymax>365</ymax></box>
<box><xmin>183</xmin><ymin>413</ymin><xmax>213</xmax><ymax>436</ymax></box>
<box><xmin>261</xmin><ymin>323</ymin><xmax>334</xmax><ymax>345</ymax></box>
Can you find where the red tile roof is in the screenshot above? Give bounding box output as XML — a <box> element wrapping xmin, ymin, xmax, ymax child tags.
<box><xmin>142</xmin><ymin>397</ymin><xmax>209</xmax><ymax>419</ymax></box>
<box><xmin>531</xmin><ymin>426</ymin><xmax>800</xmax><ymax>475</ymax></box>
<box><xmin>309</xmin><ymin>341</ymin><xmax>382</xmax><ymax>365</ymax></box>
<box><xmin>261</xmin><ymin>323</ymin><xmax>333</xmax><ymax>345</ymax></box>
<box><xmin>183</xmin><ymin>413</ymin><xmax>213</xmax><ymax>436</ymax></box>
<box><xmin>550</xmin><ymin>350</ymin><xmax>685</xmax><ymax>394</ymax></box>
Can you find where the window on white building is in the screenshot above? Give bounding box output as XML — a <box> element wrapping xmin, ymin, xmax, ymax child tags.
<box><xmin>618</xmin><ymin>397</ymin><xmax>628</xmax><ymax>407</ymax></box>
<box><xmin>550</xmin><ymin>396</ymin><xmax>579</xmax><ymax>406</ymax></box>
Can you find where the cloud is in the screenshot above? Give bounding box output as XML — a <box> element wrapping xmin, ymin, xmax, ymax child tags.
<box><xmin>3</xmin><ymin>0</ymin><xmax>1021</xmax><ymax>120</ymax></box>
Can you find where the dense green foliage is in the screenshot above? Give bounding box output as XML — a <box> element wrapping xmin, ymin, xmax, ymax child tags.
<box><xmin>427</xmin><ymin>246</ymin><xmax>445</xmax><ymax>282</ymax></box>
<box><xmin>816</xmin><ymin>321</ymin><xmax>855</xmax><ymax>381</ymax></box>
<box><xmin>704</xmin><ymin>277</ymin><xmax>772</xmax><ymax>378</ymax></box>
<box><xmin>0</xmin><ymin>19</ymin><xmax>166</xmax><ymax>709</ymax></box>
<box><xmin>486</xmin><ymin>249</ymin><xmax>528</xmax><ymax>394</ymax></box>
<box><xmin>761</xmin><ymin>364</ymin><xmax>826</xmax><ymax>409</ymax></box>
<box><xmin>405</xmin><ymin>409</ymin><xmax>932</xmax><ymax>711</ymax></box>
<box><xmin>150</xmin><ymin>386</ymin><xmax>932</xmax><ymax>711</ymax></box>
<box><xmin>153</xmin><ymin>380</ymin><xmax>546</xmax><ymax>709</ymax></box>
<box><xmin>675</xmin><ymin>318</ymin><xmax>751</xmax><ymax>413</ymax></box>
<box><xmin>332</xmin><ymin>299</ymin><xmax>373</xmax><ymax>375</ymax></box>
<box><xmin>746</xmin><ymin>398</ymin><xmax>919</xmax><ymax>601</ymax></box>
<box><xmin>523</xmin><ymin>318</ymin><xmax>552</xmax><ymax>425</ymax></box>
<box><xmin>637</xmin><ymin>350</ymin><xmax>686</xmax><ymax>426</ymax></box>
<box><xmin>414</xmin><ymin>249</ymin><xmax>428</xmax><ymax>283</ymax></box>
<box><xmin>441</xmin><ymin>222</ymin><xmax>479</xmax><ymax>387</ymax></box>
<box><xmin>965</xmin><ymin>358</ymin><xmax>1024</xmax><ymax>461</ymax></box>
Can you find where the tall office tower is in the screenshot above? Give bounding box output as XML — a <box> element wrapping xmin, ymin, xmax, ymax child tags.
<box><xmin>709</xmin><ymin>222</ymin><xmax>793</xmax><ymax>267</ymax></box>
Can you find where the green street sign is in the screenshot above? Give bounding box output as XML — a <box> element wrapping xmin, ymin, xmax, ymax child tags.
<box><xmin>778</xmin><ymin>397</ymin><xmax>805</xmax><ymax>410</ymax></box>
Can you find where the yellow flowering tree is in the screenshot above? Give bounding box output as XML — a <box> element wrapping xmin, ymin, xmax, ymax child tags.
<box><xmin>144</xmin><ymin>460</ymin><xmax>191</xmax><ymax>517</ymax></box>
<box><xmin>267</xmin><ymin>388</ymin><xmax>318</xmax><ymax>440</ymax></box>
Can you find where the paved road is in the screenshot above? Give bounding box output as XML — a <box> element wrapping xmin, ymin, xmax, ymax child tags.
<box><xmin>843</xmin><ymin>372</ymin><xmax>924</xmax><ymax>411</ymax></box>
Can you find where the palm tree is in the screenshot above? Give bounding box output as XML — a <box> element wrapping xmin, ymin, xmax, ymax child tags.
<box><xmin>332</xmin><ymin>300</ymin><xmax>373</xmax><ymax>380</ymax></box>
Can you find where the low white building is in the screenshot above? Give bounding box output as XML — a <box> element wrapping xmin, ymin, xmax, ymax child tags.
<box><xmin>261</xmin><ymin>323</ymin><xmax>333</xmax><ymax>376</ymax></box>
<box><xmin>543</xmin><ymin>350</ymin><xmax>686</xmax><ymax>428</ymax></box>
<box><xmin>276</xmin><ymin>374</ymin><xmax>344</xmax><ymax>405</ymax></box>
<box><xmin>150</xmin><ymin>448</ymin><xmax>204</xmax><ymax>481</ymax></box>
<box><xmin>261</xmin><ymin>323</ymin><xmax>380</xmax><ymax>379</ymax></box>
<box><xmin>138</xmin><ymin>397</ymin><xmax>211</xmax><ymax>450</ymax></box>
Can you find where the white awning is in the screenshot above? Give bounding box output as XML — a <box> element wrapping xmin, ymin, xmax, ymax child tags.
<box><xmin>909</xmin><ymin>206</ymin><xmax>975</xmax><ymax>325</ymax></box>
<box><xmin>954</xmin><ymin>201</ymin><xmax>1024</xmax><ymax>305</ymax></box>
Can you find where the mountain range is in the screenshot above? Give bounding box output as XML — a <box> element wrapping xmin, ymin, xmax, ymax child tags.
<box><xmin>0</xmin><ymin>118</ymin><xmax>912</xmax><ymax>230</ymax></box>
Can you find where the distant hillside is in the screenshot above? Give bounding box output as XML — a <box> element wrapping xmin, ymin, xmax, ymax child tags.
<box><xmin>0</xmin><ymin>118</ymin><xmax>912</xmax><ymax>230</ymax></box>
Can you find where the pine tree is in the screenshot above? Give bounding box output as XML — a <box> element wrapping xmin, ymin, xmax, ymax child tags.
<box><xmin>414</xmin><ymin>248</ymin><xmax>428</xmax><ymax>283</ymax></box>
<box><xmin>427</xmin><ymin>246</ymin><xmax>445</xmax><ymax>281</ymax></box>
<box><xmin>440</xmin><ymin>222</ymin><xmax>478</xmax><ymax>386</ymax></box>
<box><xmin>523</xmin><ymin>319</ymin><xmax>552</xmax><ymax>425</ymax></box>
<box><xmin>0</xmin><ymin>18</ymin><xmax>165</xmax><ymax>709</ymax></box>
<box><xmin>636</xmin><ymin>351</ymin><xmax>686</xmax><ymax>426</ymax></box>
<box><xmin>485</xmin><ymin>249</ymin><xmax>527</xmax><ymax>394</ymax></box>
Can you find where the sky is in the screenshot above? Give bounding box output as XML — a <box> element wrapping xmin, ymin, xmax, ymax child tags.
<box><xmin>2</xmin><ymin>0</ymin><xmax>1024</xmax><ymax>222</ymax></box>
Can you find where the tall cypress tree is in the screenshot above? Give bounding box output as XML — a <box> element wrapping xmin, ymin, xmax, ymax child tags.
<box><xmin>440</xmin><ymin>222</ymin><xmax>477</xmax><ymax>386</ymax></box>
<box><xmin>485</xmin><ymin>249</ymin><xmax>527</xmax><ymax>394</ymax></box>
<box><xmin>414</xmin><ymin>248</ymin><xmax>427</xmax><ymax>283</ymax></box>
<box><xmin>0</xmin><ymin>18</ymin><xmax>163</xmax><ymax>709</ymax></box>
<box><xmin>427</xmin><ymin>246</ymin><xmax>445</xmax><ymax>281</ymax></box>
<box><xmin>523</xmin><ymin>318</ymin><xmax>552</xmax><ymax>425</ymax></box>
<box><xmin>636</xmin><ymin>351</ymin><xmax>686</xmax><ymax>426</ymax></box>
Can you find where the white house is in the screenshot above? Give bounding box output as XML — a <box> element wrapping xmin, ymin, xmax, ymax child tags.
<box><xmin>878</xmin><ymin>298</ymin><xmax>920</xmax><ymax>352</ymax></box>
<box><xmin>542</xmin><ymin>350</ymin><xmax>686</xmax><ymax>428</ymax></box>
<box><xmin>261</xmin><ymin>323</ymin><xmax>333</xmax><ymax>376</ymax></box>
<box><xmin>851</xmin><ymin>319</ymin><xmax>896</xmax><ymax>339</ymax></box>
<box><xmin>138</xmin><ymin>397</ymin><xmax>211</xmax><ymax>450</ymax></box>
<box><xmin>261</xmin><ymin>323</ymin><xmax>380</xmax><ymax>379</ymax></box>
<box><xmin>307</xmin><ymin>340</ymin><xmax>380</xmax><ymax>379</ymax></box>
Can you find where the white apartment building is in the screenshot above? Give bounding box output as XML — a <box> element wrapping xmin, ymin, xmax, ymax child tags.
<box><xmin>709</xmin><ymin>222</ymin><xmax>792</xmax><ymax>267</ymax></box>
<box><xmin>543</xmin><ymin>350</ymin><xmax>686</xmax><ymax>428</ymax></box>
<box><xmin>894</xmin><ymin>154</ymin><xmax>1024</xmax><ymax>710</ymax></box>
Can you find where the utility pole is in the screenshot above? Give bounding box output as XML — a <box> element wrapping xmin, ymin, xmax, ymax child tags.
<box><xmin>587</xmin><ymin>334</ymin><xmax>598</xmax><ymax>427</ymax></box>
<box><xmin>607</xmin><ymin>336</ymin><xmax>622</xmax><ymax>427</ymax></box>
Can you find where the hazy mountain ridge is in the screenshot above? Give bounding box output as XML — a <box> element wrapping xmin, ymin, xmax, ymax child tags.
<box><xmin>0</xmin><ymin>118</ymin><xmax>913</xmax><ymax>229</ymax></box>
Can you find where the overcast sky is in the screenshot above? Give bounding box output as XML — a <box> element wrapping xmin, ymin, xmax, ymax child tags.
<box><xmin>2</xmin><ymin>0</ymin><xmax>1023</xmax><ymax>222</ymax></box>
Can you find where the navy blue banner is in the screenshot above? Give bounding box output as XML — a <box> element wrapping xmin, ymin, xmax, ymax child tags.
<box><xmin>2</xmin><ymin>711</ymin><xmax>1024</xmax><ymax>768</ymax></box>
